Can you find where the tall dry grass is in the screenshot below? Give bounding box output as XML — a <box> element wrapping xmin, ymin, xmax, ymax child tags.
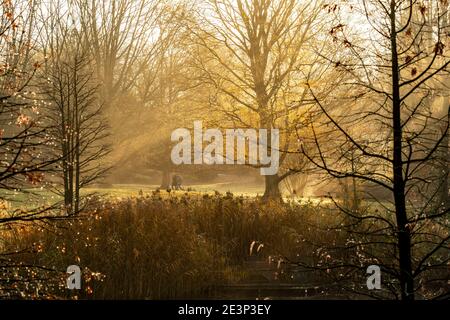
<box><xmin>3</xmin><ymin>193</ymin><xmax>337</xmax><ymax>299</ymax></box>
<box><xmin>3</xmin><ymin>192</ymin><xmax>447</xmax><ymax>299</ymax></box>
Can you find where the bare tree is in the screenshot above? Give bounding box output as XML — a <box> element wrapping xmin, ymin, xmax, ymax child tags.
<box><xmin>38</xmin><ymin>9</ymin><xmax>111</xmax><ymax>215</ymax></box>
<box><xmin>140</xmin><ymin>4</ymin><xmax>196</xmax><ymax>188</ymax></box>
<box><xmin>120</xmin><ymin>3</ymin><xmax>212</xmax><ymax>189</ymax></box>
<box><xmin>0</xmin><ymin>1</ymin><xmax>62</xmax><ymax>220</ymax></box>
<box><xmin>190</xmin><ymin>0</ymin><xmax>325</xmax><ymax>199</ymax></box>
<box><xmin>0</xmin><ymin>0</ymin><xmax>68</xmax><ymax>299</ymax></box>
<box><xmin>70</xmin><ymin>0</ymin><xmax>163</xmax><ymax>108</ymax></box>
<box><xmin>42</xmin><ymin>47</ymin><xmax>110</xmax><ymax>214</ymax></box>
<box><xmin>299</xmin><ymin>0</ymin><xmax>450</xmax><ymax>300</ymax></box>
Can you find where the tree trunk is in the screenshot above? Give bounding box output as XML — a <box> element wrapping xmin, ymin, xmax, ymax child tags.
<box><xmin>74</xmin><ymin>60</ymin><xmax>80</xmax><ymax>215</ymax></box>
<box><xmin>439</xmin><ymin>7</ymin><xmax>450</xmax><ymax>210</ymax></box>
<box><xmin>260</xmin><ymin>116</ymin><xmax>282</xmax><ymax>201</ymax></box>
<box><xmin>390</xmin><ymin>1</ymin><xmax>414</xmax><ymax>300</ymax></box>
<box><xmin>262</xmin><ymin>174</ymin><xmax>281</xmax><ymax>200</ymax></box>
<box><xmin>160</xmin><ymin>168</ymin><xmax>171</xmax><ymax>189</ymax></box>
<box><xmin>439</xmin><ymin>127</ymin><xmax>449</xmax><ymax>209</ymax></box>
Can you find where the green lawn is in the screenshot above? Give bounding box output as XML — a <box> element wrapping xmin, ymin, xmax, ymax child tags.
<box><xmin>0</xmin><ymin>182</ymin><xmax>266</xmax><ymax>211</ymax></box>
<box><xmin>1</xmin><ymin>182</ymin><xmax>382</xmax><ymax>211</ymax></box>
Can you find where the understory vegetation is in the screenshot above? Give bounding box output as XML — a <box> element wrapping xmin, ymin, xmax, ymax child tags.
<box><xmin>1</xmin><ymin>192</ymin><xmax>448</xmax><ymax>299</ymax></box>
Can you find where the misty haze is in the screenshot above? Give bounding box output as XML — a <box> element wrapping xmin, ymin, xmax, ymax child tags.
<box><xmin>0</xmin><ymin>0</ymin><xmax>449</xmax><ymax>301</ymax></box>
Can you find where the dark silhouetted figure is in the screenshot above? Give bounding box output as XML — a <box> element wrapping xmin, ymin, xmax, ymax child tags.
<box><xmin>171</xmin><ymin>174</ymin><xmax>183</xmax><ymax>190</ymax></box>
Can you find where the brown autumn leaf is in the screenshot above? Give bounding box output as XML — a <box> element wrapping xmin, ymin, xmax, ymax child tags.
<box><xmin>330</xmin><ymin>24</ymin><xmax>345</xmax><ymax>35</ymax></box>
<box><xmin>405</xmin><ymin>55</ymin><xmax>413</xmax><ymax>64</ymax></box>
<box><xmin>343</xmin><ymin>40</ymin><xmax>352</xmax><ymax>48</ymax></box>
<box><xmin>25</xmin><ymin>172</ymin><xmax>44</xmax><ymax>185</ymax></box>
<box><xmin>411</xmin><ymin>67</ymin><xmax>418</xmax><ymax>76</ymax></box>
<box><xmin>434</xmin><ymin>41</ymin><xmax>445</xmax><ymax>56</ymax></box>
<box><xmin>16</xmin><ymin>114</ymin><xmax>32</xmax><ymax>126</ymax></box>
<box><xmin>419</xmin><ymin>5</ymin><xmax>426</xmax><ymax>16</ymax></box>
